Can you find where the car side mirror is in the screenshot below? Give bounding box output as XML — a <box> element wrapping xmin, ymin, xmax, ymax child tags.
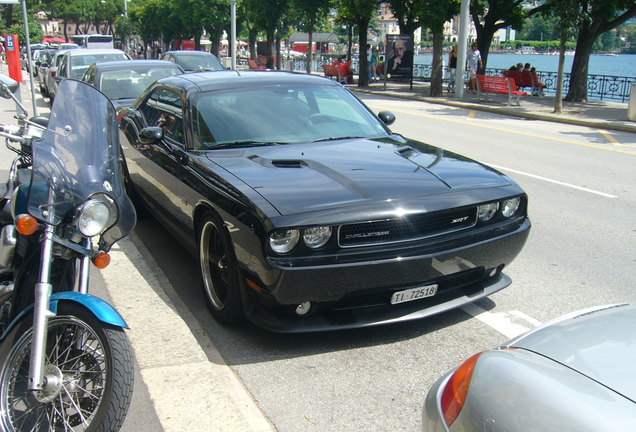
<box><xmin>378</xmin><ymin>111</ymin><xmax>396</xmax><ymax>126</ymax></box>
<box><xmin>139</xmin><ymin>126</ymin><xmax>164</xmax><ymax>145</ymax></box>
<box><xmin>0</xmin><ymin>74</ymin><xmax>19</xmax><ymax>99</ymax></box>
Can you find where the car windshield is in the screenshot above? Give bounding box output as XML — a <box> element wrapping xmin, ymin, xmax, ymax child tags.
<box><xmin>191</xmin><ymin>84</ymin><xmax>390</xmax><ymax>149</ymax></box>
<box><xmin>70</xmin><ymin>53</ymin><xmax>129</xmax><ymax>78</ymax></box>
<box><xmin>177</xmin><ymin>54</ymin><xmax>223</xmax><ymax>71</ymax></box>
<box><xmin>99</xmin><ymin>67</ymin><xmax>181</xmax><ymax>100</ymax></box>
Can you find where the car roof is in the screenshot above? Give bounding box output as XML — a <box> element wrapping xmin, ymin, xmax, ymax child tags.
<box><xmin>66</xmin><ymin>49</ymin><xmax>127</xmax><ymax>56</ymax></box>
<box><xmin>156</xmin><ymin>70</ymin><xmax>338</xmax><ymax>92</ymax></box>
<box><xmin>164</xmin><ymin>50</ymin><xmax>217</xmax><ymax>56</ymax></box>
<box><xmin>93</xmin><ymin>59</ymin><xmax>180</xmax><ymax>71</ymax></box>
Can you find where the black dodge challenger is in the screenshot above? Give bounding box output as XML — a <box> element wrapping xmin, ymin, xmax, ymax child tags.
<box><xmin>118</xmin><ymin>70</ymin><xmax>531</xmax><ymax>332</ymax></box>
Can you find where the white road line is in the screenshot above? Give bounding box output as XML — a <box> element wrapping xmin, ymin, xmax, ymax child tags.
<box><xmin>461</xmin><ymin>303</ymin><xmax>542</xmax><ymax>339</ymax></box>
<box><xmin>483</xmin><ymin>162</ymin><xmax>618</xmax><ymax>198</ymax></box>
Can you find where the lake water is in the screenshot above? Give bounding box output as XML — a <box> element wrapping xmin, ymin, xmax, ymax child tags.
<box><xmin>414</xmin><ymin>53</ymin><xmax>636</xmax><ymax>78</ymax></box>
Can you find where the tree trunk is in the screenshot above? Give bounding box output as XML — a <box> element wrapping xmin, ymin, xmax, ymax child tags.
<box><xmin>194</xmin><ymin>35</ymin><xmax>201</xmax><ymax>51</ymax></box>
<box><xmin>476</xmin><ymin>28</ymin><xmax>495</xmax><ymax>72</ymax></box>
<box><xmin>357</xmin><ymin>19</ymin><xmax>370</xmax><ymax>87</ymax></box>
<box><xmin>564</xmin><ymin>28</ymin><xmax>595</xmax><ymax>102</ymax></box>
<box><xmin>249</xmin><ymin>28</ymin><xmax>257</xmax><ymax>60</ymax></box>
<box><xmin>554</xmin><ymin>31</ymin><xmax>567</xmax><ymax>113</ymax></box>
<box><xmin>306</xmin><ymin>26</ymin><xmax>313</xmax><ymax>74</ymax></box>
<box><xmin>430</xmin><ymin>32</ymin><xmax>444</xmax><ymax>97</ymax></box>
<box><xmin>276</xmin><ymin>39</ymin><xmax>281</xmax><ymax>70</ymax></box>
<box><xmin>347</xmin><ymin>25</ymin><xmax>353</xmax><ymax>62</ymax></box>
<box><xmin>266</xmin><ymin>27</ymin><xmax>275</xmax><ymax>69</ymax></box>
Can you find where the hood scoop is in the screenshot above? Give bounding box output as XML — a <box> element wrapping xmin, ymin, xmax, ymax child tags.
<box><xmin>272</xmin><ymin>159</ymin><xmax>306</xmax><ymax>168</ymax></box>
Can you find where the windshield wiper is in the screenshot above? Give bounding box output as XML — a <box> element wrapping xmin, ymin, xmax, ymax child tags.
<box><xmin>210</xmin><ymin>140</ymin><xmax>284</xmax><ymax>149</ymax></box>
<box><xmin>310</xmin><ymin>136</ymin><xmax>365</xmax><ymax>143</ymax></box>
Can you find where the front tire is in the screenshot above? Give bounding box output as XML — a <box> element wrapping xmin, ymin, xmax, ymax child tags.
<box><xmin>198</xmin><ymin>212</ymin><xmax>244</xmax><ymax>324</ymax></box>
<box><xmin>0</xmin><ymin>302</ymin><xmax>134</xmax><ymax>432</ymax></box>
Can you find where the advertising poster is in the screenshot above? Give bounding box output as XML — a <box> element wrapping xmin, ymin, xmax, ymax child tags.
<box><xmin>385</xmin><ymin>34</ymin><xmax>414</xmax><ymax>80</ymax></box>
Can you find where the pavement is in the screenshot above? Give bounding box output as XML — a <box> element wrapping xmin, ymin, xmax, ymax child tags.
<box><xmin>0</xmin><ymin>69</ymin><xmax>633</xmax><ymax>432</ymax></box>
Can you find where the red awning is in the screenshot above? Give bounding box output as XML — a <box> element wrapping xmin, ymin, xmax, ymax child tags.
<box><xmin>42</xmin><ymin>37</ymin><xmax>66</xmax><ymax>44</ymax></box>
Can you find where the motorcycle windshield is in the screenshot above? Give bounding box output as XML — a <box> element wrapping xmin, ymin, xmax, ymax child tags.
<box><xmin>28</xmin><ymin>79</ymin><xmax>136</xmax><ymax>251</ymax></box>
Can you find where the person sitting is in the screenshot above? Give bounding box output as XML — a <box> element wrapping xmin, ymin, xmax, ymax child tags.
<box><xmin>530</xmin><ymin>67</ymin><xmax>547</xmax><ymax>96</ymax></box>
<box><xmin>523</xmin><ymin>63</ymin><xmax>531</xmax><ymax>72</ymax></box>
<box><xmin>339</xmin><ymin>57</ymin><xmax>354</xmax><ymax>84</ymax></box>
<box><xmin>508</xmin><ymin>64</ymin><xmax>518</xmax><ymax>71</ymax></box>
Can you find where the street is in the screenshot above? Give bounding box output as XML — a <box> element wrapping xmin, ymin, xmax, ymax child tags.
<box><xmin>1</xmin><ymin>83</ymin><xmax>635</xmax><ymax>431</ymax></box>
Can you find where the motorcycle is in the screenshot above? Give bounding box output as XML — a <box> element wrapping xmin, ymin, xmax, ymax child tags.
<box><xmin>0</xmin><ymin>75</ymin><xmax>136</xmax><ymax>431</ymax></box>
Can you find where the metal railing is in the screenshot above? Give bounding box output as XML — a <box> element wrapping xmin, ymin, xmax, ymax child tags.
<box><xmin>275</xmin><ymin>58</ymin><xmax>634</xmax><ymax>102</ymax></box>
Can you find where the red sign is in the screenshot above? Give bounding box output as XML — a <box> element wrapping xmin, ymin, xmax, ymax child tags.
<box><xmin>4</xmin><ymin>34</ymin><xmax>23</xmax><ymax>83</ymax></box>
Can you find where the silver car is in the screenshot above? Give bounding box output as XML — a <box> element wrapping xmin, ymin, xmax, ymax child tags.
<box><xmin>423</xmin><ymin>303</ymin><xmax>636</xmax><ymax>431</ymax></box>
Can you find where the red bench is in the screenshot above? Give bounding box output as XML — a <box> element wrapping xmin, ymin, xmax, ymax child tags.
<box><xmin>247</xmin><ymin>59</ymin><xmax>265</xmax><ymax>70</ymax></box>
<box><xmin>476</xmin><ymin>75</ymin><xmax>528</xmax><ymax>106</ymax></box>
<box><xmin>503</xmin><ymin>70</ymin><xmax>547</xmax><ymax>95</ymax></box>
<box><xmin>322</xmin><ymin>64</ymin><xmax>345</xmax><ymax>83</ymax></box>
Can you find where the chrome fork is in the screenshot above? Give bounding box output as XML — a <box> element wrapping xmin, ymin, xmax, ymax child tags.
<box><xmin>28</xmin><ymin>224</ymin><xmax>55</xmax><ymax>391</ymax></box>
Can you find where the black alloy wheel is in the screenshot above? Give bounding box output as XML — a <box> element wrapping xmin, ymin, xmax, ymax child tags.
<box><xmin>198</xmin><ymin>212</ymin><xmax>243</xmax><ymax>323</ymax></box>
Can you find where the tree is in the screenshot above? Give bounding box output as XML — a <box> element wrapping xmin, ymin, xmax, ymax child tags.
<box><xmin>469</xmin><ymin>0</ymin><xmax>547</xmax><ymax>70</ymax></box>
<box><xmin>335</xmin><ymin>0</ymin><xmax>377</xmax><ymax>87</ymax></box>
<box><xmin>413</xmin><ymin>0</ymin><xmax>460</xmax><ymax>97</ymax></box>
<box><xmin>244</xmin><ymin>0</ymin><xmax>289</xmax><ymax>69</ymax></box>
<box><xmin>289</xmin><ymin>0</ymin><xmax>331</xmax><ymax>74</ymax></box>
<box><xmin>547</xmin><ymin>0</ymin><xmax>579</xmax><ymax>113</ymax></box>
<box><xmin>516</xmin><ymin>14</ymin><xmax>560</xmax><ymax>41</ymax></box>
<box><xmin>388</xmin><ymin>0</ymin><xmax>422</xmax><ymax>35</ymax></box>
<box><xmin>564</xmin><ymin>0</ymin><xmax>636</xmax><ymax>102</ymax></box>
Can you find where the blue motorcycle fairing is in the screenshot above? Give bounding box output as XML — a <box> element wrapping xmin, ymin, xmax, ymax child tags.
<box><xmin>0</xmin><ymin>292</ymin><xmax>128</xmax><ymax>341</ymax></box>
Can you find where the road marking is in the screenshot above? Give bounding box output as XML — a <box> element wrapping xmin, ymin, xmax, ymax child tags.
<box><xmin>598</xmin><ymin>129</ymin><xmax>636</xmax><ymax>148</ymax></box>
<box><xmin>483</xmin><ymin>162</ymin><xmax>618</xmax><ymax>198</ymax></box>
<box><xmin>366</xmin><ymin>102</ymin><xmax>636</xmax><ymax>156</ymax></box>
<box><xmin>461</xmin><ymin>304</ymin><xmax>542</xmax><ymax>339</ymax></box>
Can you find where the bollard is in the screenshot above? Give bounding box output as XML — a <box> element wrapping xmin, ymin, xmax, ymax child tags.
<box><xmin>628</xmin><ymin>82</ymin><xmax>636</xmax><ymax>122</ymax></box>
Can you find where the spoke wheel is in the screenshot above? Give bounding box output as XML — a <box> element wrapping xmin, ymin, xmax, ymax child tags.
<box><xmin>198</xmin><ymin>213</ymin><xmax>243</xmax><ymax>323</ymax></box>
<box><xmin>0</xmin><ymin>303</ymin><xmax>133</xmax><ymax>432</ymax></box>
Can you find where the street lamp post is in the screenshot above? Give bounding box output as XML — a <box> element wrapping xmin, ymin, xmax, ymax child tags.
<box><xmin>123</xmin><ymin>0</ymin><xmax>129</xmax><ymax>54</ymax></box>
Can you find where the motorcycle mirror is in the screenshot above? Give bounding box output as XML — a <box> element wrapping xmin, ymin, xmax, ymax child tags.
<box><xmin>139</xmin><ymin>126</ymin><xmax>164</xmax><ymax>145</ymax></box>
<box><xmin>0</xmin><ymin>74</ymin><xmax>19</xmax><ymax>99</ymax></box>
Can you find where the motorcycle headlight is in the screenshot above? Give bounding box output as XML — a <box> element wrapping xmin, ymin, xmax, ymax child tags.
<box><xmin>477</xmin><ymin>202</ymin><xmax>499</xmax><ymax>222</ymax></box>
<box><xmin>303</xmin><ymin>226</ymin><xmax>332</xmax><ymax>249</ymax></box>
<box><xmin>269</xmin><ymin>229</ymin><xmax>300</xmax><ymax>254</ymax></box>
<box><xmin>77</xmin><ymin>200</ymin><xmax>112</xmax><ymax>237</ymax></box>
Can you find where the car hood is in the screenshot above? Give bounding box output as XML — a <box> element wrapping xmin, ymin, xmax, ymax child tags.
<box><xmin>507</xmin><ymin>303</ymin><xmax>636</xmax><ymax>402</ymax></box>
<box><xmin>207</xmin><ymin>137</ymin><xmax>512</xmax><ymax>216</ymax></box>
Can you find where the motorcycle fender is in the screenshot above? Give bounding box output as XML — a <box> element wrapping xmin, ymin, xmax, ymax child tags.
<box><xmin>1</xmin><ymin>293</ymin><xmax>129</xmax><ymax>341</ymax></box>
<box><xmin>50</xmin><ymin>293</ymin><xmax>129</xmax><ymax>329</ymax></box>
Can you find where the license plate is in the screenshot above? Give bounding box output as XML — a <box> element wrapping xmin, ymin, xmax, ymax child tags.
<box><xmin>391</xmin><ymin>284</ymin><xmax>438</xmax><ymax>305</ymax></box>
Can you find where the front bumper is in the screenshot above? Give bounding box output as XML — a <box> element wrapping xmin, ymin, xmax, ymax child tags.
<box><xmin>242</xmin><ymin>218</ymin><xmax>530</xmax><ymax>332</ymax></box>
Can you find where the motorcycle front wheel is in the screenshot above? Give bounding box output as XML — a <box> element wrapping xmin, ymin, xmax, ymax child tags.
<box><xmin>0</xmin><ymin>302</ymin><xmax>134</xmax><ymax>432</ymax></box>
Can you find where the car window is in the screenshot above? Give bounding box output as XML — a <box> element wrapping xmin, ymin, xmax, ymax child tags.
<box><xmin>140</xmin><ymin>88</ymin><xmax>184</xmax><ymax>143</ymax></box>
<box><xmin>98</xmin><ymin>67</ymin><xmax>181</xmax><ymax>100</ymax></box>
<box><xmin>70</xmin><ymin>53</ymin><xmax>130</xmax><ymax>79</ymax></box>
<box><xmin>176</xmin><ymin>54</ymin><xmax>223</xmax><ymax>71</ymax></box>
<box><xmin>57</xmin><ymin>56</ymin><xmax>68</xmax><ymax>77</ymax></box>
<box><xmin>191</xmin><ymin>85</ymin><xmax>388</xmax><ymax>149</ymax></box>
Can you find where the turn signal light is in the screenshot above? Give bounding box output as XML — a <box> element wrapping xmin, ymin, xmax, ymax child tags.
<box><xmin>441</xmin><ymin>352</ymin><xmax>483</xmax><ymax>426</ymax></box>
<box><xmin>16</xmin><ymin>215</ymin><xmax>38</xmax><ymax>236</ymax></box>
<box><xmin>93</xmin><ymin>252</ymin><xmax>111</xmax><ymax>269</ymax></box>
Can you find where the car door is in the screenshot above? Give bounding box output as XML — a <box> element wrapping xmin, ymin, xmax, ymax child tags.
<box><xmin>121</xmin><ymin>86</ymin><xmax>197</xmax><ymax>242</ymax></box>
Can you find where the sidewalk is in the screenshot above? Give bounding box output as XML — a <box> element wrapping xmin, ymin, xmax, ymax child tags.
<box><xmin>352</xmin><ymin>80</ymin><xmax>636</xmax><ymax>134</ymax></box>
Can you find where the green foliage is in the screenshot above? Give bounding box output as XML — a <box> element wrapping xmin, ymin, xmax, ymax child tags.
<box><xmin>0</xmin><ymin>8</ymin><xmax>44</xmax><ymax>44</ymax></box>
<box><xmin>515</xmin><ymin>14</ymin><xmax>560</xmax><ymax>41</ymax></box>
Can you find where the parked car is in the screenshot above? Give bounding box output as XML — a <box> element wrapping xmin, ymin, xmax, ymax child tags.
<box><xmin>48</xmin><ymin>48</ymin><xmax>131</xmax><ymax>101</ymax></box>
<box><xmin>56</xmin><ymin>42</ymin><xmax>79</xmax><ymax>51</ymax></box>
<box><xmin>20</xmin><ymin>43</ymin><xmax>49</xmax><ymax>71</ymax></box>
<box><xmin>35</xmin><ymin>49</ymin><xmax>56</xmax><ymax>93</ymax></box>
<box><xmin>118</xmin><ymin>71</ymin><xmax>531</xmax><ymax>332</ymax></box>
<box><xmin>159</xmin><ymin>50</ymin><xmax>224</xmax><ymax>72</ymax></box>
<box><xmin>42</xmin><ymin>49</ymin><xmax>69</xmax><ymax>98</ymax></box>
<box><xmin>81</xmin><ymin>60</ymin><xmax>184</xmax><ymax>108</ymax></box>
<box><xmin>422</xmin><ymin>303</ymin><xmax>636</xmax><ymax>431</ymax></box>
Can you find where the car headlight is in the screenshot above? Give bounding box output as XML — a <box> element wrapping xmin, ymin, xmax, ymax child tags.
<box><xmin>303</xmin><ymin>227</ymin><xmax>332</xmax><ymax>249</ymax></box>
<box><xmin>77</xmin><ymin>200</ymin><xmax>112</xmax><ymax>237</ymax></box>
<box><xmin>477</xmin><ymin>202</ymin><xmax>499</xmax><ymax>222</ymax></box>
<box><xmin>501</xmin><ymin>197</ymin><xmax>521</xmax><ymax>217</ymax></box>
<box><xmin>269</xmin><ymin>229</ymin><xmax>300</xmax><ymax>254</ymax></box>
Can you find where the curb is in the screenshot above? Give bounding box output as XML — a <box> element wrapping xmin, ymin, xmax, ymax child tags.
<box><xmin>352</xmin><ymin>88</ymin><xmax>636</xmax><ymax>134</ymax></box>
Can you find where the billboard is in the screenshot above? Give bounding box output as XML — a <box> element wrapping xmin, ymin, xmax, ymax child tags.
<box><xmin>385</xmin><ymin>34</ymin><xmax>414</xmax><ymax>80</ymax></box>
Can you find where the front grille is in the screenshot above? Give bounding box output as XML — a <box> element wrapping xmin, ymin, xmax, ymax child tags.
<box><xmin>338</xmin><ymin>207</ymin><xmax>477</xmax><ymax>248</ymax></box>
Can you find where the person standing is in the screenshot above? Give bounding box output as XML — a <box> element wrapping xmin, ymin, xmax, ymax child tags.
<box><xmin>370</xmin><ymin>47</ymin><xmax>379</xmax><ymax>82</ymax></box>
<box><xmin>447</xmin><ymin>45</ymin><xmax>458</xmax><ymax>93</ymax></box>
<box><xmin>466</xmin><ymin>42</ymin><xmax>482</xmax><ymax>92</ymax></box>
